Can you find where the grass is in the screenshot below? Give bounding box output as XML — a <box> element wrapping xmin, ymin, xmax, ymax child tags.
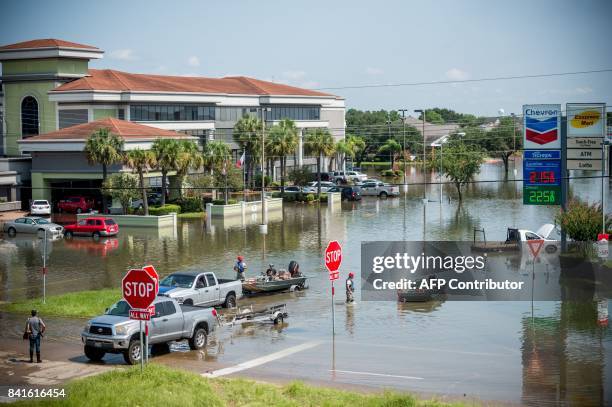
<box><xmin>1</xmin><ymin>288</ymin><xmax>121</xmax><ymax>319</ymax></box>
<box><xmin>177</xmin><ymin>211</ymin><xmax>205</xmax><ymax>219</ymax></box>
<box><xmin>14</xmin><ymin>364</ymin><xmax>467</xmax><ymax>407</ymax></box>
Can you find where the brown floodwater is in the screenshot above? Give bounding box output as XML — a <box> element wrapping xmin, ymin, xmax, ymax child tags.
<box><xmin>0</xmin><ymin>161</ymin><xmax>611</xmax><ymax>405</ymax></box>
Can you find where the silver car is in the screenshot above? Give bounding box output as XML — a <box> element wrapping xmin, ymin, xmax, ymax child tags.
<box><xmin>3</xmin><ymin>217</ymin><xmax>64</xmax><ymax>236</ymax></box>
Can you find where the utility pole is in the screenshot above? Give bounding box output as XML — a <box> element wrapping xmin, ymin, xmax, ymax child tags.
<box><xmin>414</xmin><ymin>109</ymin><xmax>427</xmax><ymax>201</ymax></box>
<box><xmin>398</xmin><ymin>109</ymin><xmax>408</xmax><ymax>194</ymax></box>
<box><xmin>260</xmin><ymin>107</ymin><xmax>271</xmax><ymax>235</ymax></box>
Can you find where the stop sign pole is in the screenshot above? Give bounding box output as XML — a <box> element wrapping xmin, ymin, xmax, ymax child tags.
<box><xmin>325</xmin><ymin>241</ymin><xmax>342</xmax><ymax>335</ymax></box>
<box><xmin>122</xmin><ymin>268</ymin><xmax>158</xmax><ymax>372</ymax></box>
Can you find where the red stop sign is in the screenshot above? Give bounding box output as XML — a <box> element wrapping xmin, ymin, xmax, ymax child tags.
<box><xmin>143</xmin><ymin>264</ymin><xmax>159</xmax><ymax>295</ymax></box>
<box><xmin>325</xmin><ymin>240</ymin><xmax>342</xmax><ymax>272</ymax></box>
<box><xmin>122</xmin><ymin>269</ymin><xmax>158</xmax><ymax>310</ymax></box>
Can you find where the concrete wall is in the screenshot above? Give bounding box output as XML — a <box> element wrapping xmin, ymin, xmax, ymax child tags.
<box><xmin>2</xmin><ymin>58</ymin><xmax>88</xmax><ymax>76</ymax></box>
<box><xmin>31</xmin><ymin>152</ymin><xmax>123</xmax><ymax>173</ymax></box>
<box><xmin>207</xmin><ymin>197</ymin><xmax>283</xmax><ymax>219</ymax></box>
<box><xmin>93</xmin><ymin>108</ymin><xmax>117</xmax><ymax>120</ymax></box>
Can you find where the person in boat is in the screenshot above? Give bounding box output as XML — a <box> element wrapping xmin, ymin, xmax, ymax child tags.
<box><xmin>346</xmin><ymin>272</ymin><xmax>355</xmax><ymax>303</ymax></box>
<box><xmin>234</xmin><ymin>256</ymin><xmax>247</xmax><ymax>281</ymax></box>
<box><xmin>288</xmin><ymin>261</ymin><xmax>301</xmax><ymax>278</ymax></box>
<box><xmin>265</xmin><ymin>264</ymin><xmax>277</xmax><ymax>281</ymax></box>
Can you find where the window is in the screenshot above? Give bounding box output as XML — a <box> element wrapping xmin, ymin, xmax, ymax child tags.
<box><xmin>87</xmin><ymin>219</ymin><xmax>96</xmax><ymax>226</ymax></box>
<box><xmin>525</xmin><ymin>232</ymin><xmax>541</xmax><ymax>240</ymax></box>
<box><xmin>104</xmin><ymin>219</ymin><xmax>116</xmax><ymax>226</ymax></box>
<box><xmin>21</xmin><ymin>96</ymin><xmax>39</xmax><ymax>136</ymax></box>
<box><xmin>206</xmin><ymin>274</ymin><xmax>216</xmax><ymax>287</ymax></box>
<box><xmin>15</xmin><ymin>218</ymin><xmax>25</xmax><ymax>224</ymax></box>
<box><xmin>163</xmin><ymin>301</ymin><xmax>176</xmax><ymax>315</ymax></box>
<box><xmin>196</xmin><ymin>276</ymin><xmax>206</xmax><ymax>288</ymax></box>
<box><xmin>24</xmin><ymin>218</ymin><xmax>33</xmax><ymax>224</ymax></box>
<box><xmin>117</xmin><ymin>108</ymin><xmax>125</xmax><ymax>120</ymax></box>
<box><xmin>95</xmin><ymin>219</ymin><xmax>103</xmax><ymax>226</ymax></box>
<box><xmin>59</xmin><ymin>109</ymin><xmax>88</xmax><ymax>129</ymax></box>
<box><xmin>78</xmin><ymin>220</ymin><xmax>87</xmax><ymax>226</ymax></box>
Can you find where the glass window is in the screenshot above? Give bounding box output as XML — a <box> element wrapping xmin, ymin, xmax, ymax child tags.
<box><xmin>21</xmin><ymin>96</ymin><xmax>39</xmax><ymax>136</ymax></box>
<box><xmin>160</xmin><ymin>274</ymin><xmax>195</xmax><ymax>288</ymax></box>
<box><xmin>206</xmin><ymin>274</ymin><xmax>217</xmax><ymax>286</ymax></box>
<box><xmin>106</xmin><ymin>300</ymin><xmax>130</xmax><ymax>316</ymax></box>
<box><xmin>15</xmin><ymin>218</ymin><xmax>25</xmax><ymax>224</ymax></box>
<box><xmin>117</xmin><ymin>108</ymin><xmax>125</xmax><ymax>120</ymax></box>
<box><xmin>163</xmin><ymin>301</ymin><xmax>176</xmax><ymax>315</ymax></box>
<box><xmin>25</xmin><ymin>218</ymin><xmax>33</xmax><ymax>224</ymax></box>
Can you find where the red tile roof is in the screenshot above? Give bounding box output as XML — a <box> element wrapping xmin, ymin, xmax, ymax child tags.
<box><xmin>0</xmin><ymin>38</ymin><xmax>99</xmax><ymax>51</ymax></box>
<box><xmin>21</xmin><ymin>118</ymin><xmax>191</xmax><ymax>141</ymax></box>
<box><xmin>52</xmin><ymin>69</ymin><xmax>334</xmax><ymax>97</ymax></box>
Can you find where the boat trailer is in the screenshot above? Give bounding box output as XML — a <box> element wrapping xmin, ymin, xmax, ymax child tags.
<box><xmin>220</xmin><ymin>304</ymin><xmax>288</xmax><ymax>326</ymax></box>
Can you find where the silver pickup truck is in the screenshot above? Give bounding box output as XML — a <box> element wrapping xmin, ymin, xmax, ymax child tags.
<box><xmin>359</xmin><ymin>179</ymin><xmax>400</xmax><ymax>197</ymax></box>
<box><xmin>158</xmin><ymin>271</ymin><xmax>243</xmax><ymax>308</ymax></box>
<box><xmin>81</xmin><ymin>297</ymin><xmax>217</xmax><ymax>365</ymax></box>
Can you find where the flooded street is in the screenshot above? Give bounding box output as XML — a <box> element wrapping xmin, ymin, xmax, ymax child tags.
<box><xmin>1</xmin><ymin>161</ymin><xmax>611</xmax><ymax>405</ymax></box>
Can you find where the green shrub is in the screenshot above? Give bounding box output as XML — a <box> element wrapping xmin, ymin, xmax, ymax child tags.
<box><xmin>212</xmin><ymin>199</ymin><xmax>238</xmax><ymax>205</ymax></box>
<box><xmin>283</xmin><ymin>194</ymin><xmax>296</xmax><ymax>202</ymax></box>
<box><xmin>254</xmin><ymin>174</ymin><xmax>272</xmax><ymax>187</ymax></box>
<box><xmin>148</xmin><ymin>204</ymin><xmax>181</xmax><ymax>216</ymax></box>
<box><xmin>176</xmin><ymin>197</ymin><xmax>203</xmax><ymax>213</ymax></box>
<box><xmin>320</xmin><ymin>194</ymin><xmax>328</xmax><ymax>203</ymax></box>
<box><xmin>306</xmin><ymin>194</ymin><xmax>315</xmax><ymax>202</ymax></box>
<box><xmin>271</xmin><ymin>192</ymin><xmax>282</xmax><ymax>198</ymax></box>
<box><xmin>381</xmin><ymin>169</ymin><xmax>398</xmax><ymax>177</ymax></box>
<box><xmin>555</xmin><ymin>200</ymin><xmax>602</xmax><ymax>242</ymax></box>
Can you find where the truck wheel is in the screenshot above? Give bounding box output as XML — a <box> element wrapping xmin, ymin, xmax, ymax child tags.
<box><xmin>273</xmin><ymin>315</ymin><xmax>284</xmax><ymax>325</ymax></box>
<box><xmin>183</xmin><ymin>299</ymin><xmax>193</xmax><ymax>306</ymax></box>
<box><xmin>123</xmin><ymin>340</ymin><xmax>142</xmax><ymax>365</ymax></box>
<box><xmin>379</xmin><ymin>191</ymin><xmax>388</xmax><ymax>198</ymax></box>
<box><xmin>189</xmin><ymin>326</ymin><xmax>207</xmax><ymax>350</ymax></box>
<box><xmin>224</xmin><ymin>293</ymin><xmax>236</xmax><ymax>308</ymax></box>
<box><xmin>84</xmin><ymin>345</ymin><xmax>106</xmax><ymax>361</ymax></box>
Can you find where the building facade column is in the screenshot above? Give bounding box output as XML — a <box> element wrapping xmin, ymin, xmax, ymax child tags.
<box><xmin>298</xmin><ymin>128</ymin><xmax>304</xmax><ymax>167</ymax></box>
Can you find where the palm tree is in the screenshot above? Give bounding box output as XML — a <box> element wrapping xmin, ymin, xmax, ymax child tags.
<box><xmin>152</xmin><ymin>138</ymin><xmax>180</xmax><ymax>206</ymax></box>
<box><xmin>202</xmin><ymin>140</ymin><xmax>231</xmax><ymax>174</ymax></box>
<box><xmin>175</xmin><ymin>140</ymin><xmax>204</xmax><ymax>199</ymax></box>
<box><xmin>378</xmin><ymin>139</ymin><xmax>402</xmax><ymax>169</ymax></box>
<box><xmin>124</xmin><ymin>149</ymin><xmax>156</xmax><ymax>215</ymax></box>
<box><xmin>84</xmin><ymin>128</ymin><xmax>124</xmax><ymax>213</ymax></box>
<box><xmin>304</xmin><ymin>128</ymin><xmax>335</xmax><ymax>197</ymax></box>
<box><xmin>267</xmin><ymin>119</ymin><xmax>298</xmax><ymax>194</ymax></box>
<box><xmin>345</xmin><ymin>134</ymin><xmax>365</xmax><ymax>169</ymax></box>
<box><xmin>233</xmin><ymin>115</ymin><xmax>262</xmax><ymax>189</ymax></box>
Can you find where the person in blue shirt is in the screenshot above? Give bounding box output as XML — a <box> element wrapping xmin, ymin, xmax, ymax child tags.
<box><xmin>234</xmin><ymin>256</ymin><xmax>247</xmax><ymax>281</ymax></box>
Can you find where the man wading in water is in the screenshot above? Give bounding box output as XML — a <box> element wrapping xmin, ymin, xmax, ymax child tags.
<box><xmin>24</xmin><ymin>310</ymin><xmax>46</xmax><ymax>363</ymax></box>
<box><xmin>346</xmin><ymin>272</ymin><xmax>355</xmax><ymax>303</ymax></box>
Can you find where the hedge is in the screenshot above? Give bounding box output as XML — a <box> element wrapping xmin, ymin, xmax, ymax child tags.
<box><xmin>149</xmin><ymin>204</ymin><xmax>181</xmax><ymax>216</ymax></box>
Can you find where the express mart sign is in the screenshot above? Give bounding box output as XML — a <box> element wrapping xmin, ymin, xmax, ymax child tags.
<box><xmin>523</xmin><ymin>104</ymin><xmax>561</xmax><ymax>149</ymax></box>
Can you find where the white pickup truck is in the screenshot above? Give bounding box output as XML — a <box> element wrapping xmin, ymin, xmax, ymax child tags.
<box><xmin>359</xmin><ymin>179</ymin><xmax>400</xmax><ymax>197</ymax></box>
<box><xmin>158</xmin><ymin>271</ymin><xmax>243</xmax><ymax>308</ymax></box>
<box><xmin>506</xmin><ymin>224</ymin><xmax>560</xmax><ymax>253</ymax></box>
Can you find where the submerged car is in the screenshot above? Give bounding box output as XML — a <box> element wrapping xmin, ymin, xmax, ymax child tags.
<box><xmin>3</xmin><ymin>217</ymin><xmax>64</xmax><ymax>236</ymax></box>
<box><xmin>30</xmin><ymin>200</ymin><xmax>52</xmax><ymax>216</ymax></box>
<box><xmin>64</xmin><ymin>217</ymin><xmax>119</xmax><ymax>238</ymax></box>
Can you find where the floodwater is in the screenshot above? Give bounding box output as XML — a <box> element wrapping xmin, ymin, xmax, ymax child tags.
<box><xmin>1</xmin><ymin>160</ymin><xmax>611</xmax><ymax>405</ymax></box>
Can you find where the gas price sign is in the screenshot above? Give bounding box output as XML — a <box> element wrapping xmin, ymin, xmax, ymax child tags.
<box><xmin>523</xmin><ymin>150</ymin><xmax>561</xmax><ymax>206</ymax></box>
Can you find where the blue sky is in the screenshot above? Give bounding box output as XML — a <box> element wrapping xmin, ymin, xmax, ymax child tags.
<box><xmin>2</xmin><ymin>0</ymin><xmax>611</xmax><ymax>116</ymax></box>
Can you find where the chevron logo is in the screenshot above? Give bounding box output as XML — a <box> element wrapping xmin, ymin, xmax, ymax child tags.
<box><xmin>525</xmin><ymin>116</ymin><xmax>558</xmax><ymax>145</ymax></box>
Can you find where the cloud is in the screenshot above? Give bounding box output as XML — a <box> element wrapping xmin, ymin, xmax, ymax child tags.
<box><xmin>365</xmin><ymin>67</ymin><xmax>384</xmax><ymax>75</ymax></box>
<box><xmin>108</xmin><ymin>49</ymin><xmax>138</xmax><ymax>61</ymax></box>
<box><xmin>282</xmin><ymin>70</ymin><xmax>306</xmax><ymax>80</ymax></box>
<box><xmin>188</xmin><ymin>56</ymin><xmax>200</xmax><ymax>67</ymax></box>
<box><xmin>444</xmin><ymin>68</ymin><xmax>469</xmax><ymax>81</ymax></box>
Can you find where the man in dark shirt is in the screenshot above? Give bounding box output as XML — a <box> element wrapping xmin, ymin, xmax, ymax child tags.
<box><xmin>25</xmin><ymin>309</ymin><xmax>45</xmax><ymax>363</ymax></box>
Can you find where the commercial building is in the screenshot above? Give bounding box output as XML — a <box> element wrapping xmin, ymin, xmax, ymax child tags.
<box><xmin>0</xmin><ymin>38</ymin><xmax>345</xmax><ymax>203</ymax></box>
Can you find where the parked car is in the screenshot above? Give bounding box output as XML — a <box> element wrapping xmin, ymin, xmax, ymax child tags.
<box><xmin>330</xmin><ymin>171</ymin><xmax>368</xmax><ymax>184</ymax></box>
<box><xmin>158</xmin><ymin>271</ymin><xmax>243</xmax><ymax>308</ymax></box>
<box><xmin>308</xmin><ymin>181</ymin><xmax>336</xmax><ymax>192</ymax></box>
<box><xmin>82</xmin><ymin>297</ymin><xmax>217</xmax><ymax>365</ymax></box>
<box><xmin>58</xmin><ymin>196</ymin><xmax>95</xmax><ymax>213</ymax></box>
<box><xmin>360</xmin><ymin>179</ymin><xmax>400</xmax><ymax>197</ymax></box>
<box><xmin>328</xmin><ymin>186</ymin><xmax>362</xmax><ymax>201</ymax></box>
<box><xmin>3</xmin><ymin>217</ymin><xmax>64</xmax><ymax>236</ymax></box>
<box><xmin>64</xmin><ymin>217</ymin><xmax>119</xmax><ymax>238</ymax></box>
<box><xmin>283</xmin><ymin>186</ymin><xmax>305</xmax><ymax>194</ymax></box>
<box><xmin>30</xmin><ymin>200</ymin><xmax>51</xmax><ymax>216</ymax></box>
<box><xmin>132</xmin><ymin>193</ymin><xmax>163</xmax><ymax>209</ymax></box>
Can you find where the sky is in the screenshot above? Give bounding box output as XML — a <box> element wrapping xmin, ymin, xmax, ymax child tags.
<box><xmin>2</xmin><ymin>0</ymin><xmax>611</xmax><ymax>117</ymax></box>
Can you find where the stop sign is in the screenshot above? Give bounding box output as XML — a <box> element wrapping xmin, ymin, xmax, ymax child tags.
<box><xmin>122</xmin><ymin>269</ymin><xmax>158</xmax><ymax>310</ymax></box>
<box><xmin>142</xmin><ymin>264</ymin><xmax>159</xmax><ymax>295</ymax></box>
<box><xmin>325</xmin><ymin>241</ymin><xmax>342</xmax><ymax>272</ymax></box>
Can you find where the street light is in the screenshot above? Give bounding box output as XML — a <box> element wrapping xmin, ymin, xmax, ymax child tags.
<box><xmin>259</xmin><ymin>107</ymin><xmax>271</xmax><ymax>234</ymax></box>
<box><xmin>414</xmin><ymin>109</ymin><xmax>426</xmax><ymax>202</ymax></box>
<box><xmin>398</xmin><ymin>109</ymin><xmax>408</xmax><ymax>194</ymax></box>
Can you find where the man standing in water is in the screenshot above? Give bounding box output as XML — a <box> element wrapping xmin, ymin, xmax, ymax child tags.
<box><xmin>234</xmin><ymin>255</ymin><xmax>247</xmax><ymax>281</ymax></box>
<box><xmin>346</xmin><ymin>272</ymin><xmax>355</xmax><ymax>303</ymax></box>
<box><xmin>25</xmin><ymin>310</ymin><xmax>45</xmax><ymax>363</ymax></box>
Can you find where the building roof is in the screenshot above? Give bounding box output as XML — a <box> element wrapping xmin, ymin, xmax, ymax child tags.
<box><xmin>20</xmin><ymin>118</ymin><xmax>191</xmax><ymax>142</ymax></box>
<box><xmin>52</xmin><ymin>69</ymin><xmax>335</xmax><ymax>97</ymax></box>
<box><xmin>402</xmin><ymin>116</ymin><xmax>460</xmax><ymax>142</ymax></box>
<box><xmin>0</xmin><ymin>38</ymin><xmax>100</xmax><ymax>51</ymax></box>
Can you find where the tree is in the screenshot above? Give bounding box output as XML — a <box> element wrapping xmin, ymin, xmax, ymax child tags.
<box><xmin>84</xmin><ymin>128</ymin><xmax>124</xmax><ymax>213</ymax></box>
<box><xmin>102</xmin><ymin>173</ymin><xmax>139</xmax><ymax>215</ymax></box>
<box><xmin>233</xmin><ymin>115</ymin><xmax>262</xmax><ymax>189</ymax></box>
<box><xmin>555</xmin><ymin>200</ymin><xmax>603</xmax><ymax>242</ymax></box>
<box><xmin>175</xmin><ymin>140</ymin><xmax>204</xmax><ymax>199</ymax></box>
<box><xmin>378</xmin><ymin>139</ymin><xmax>402</xmax><ymax>169</ymax></box>
<box><xmin>152</xmin><ymin>138</ymin><xmax>180</xmax><ymax>206</ymax></box>
<box><xmin>304</xmin><ymin>129</ymin><xmax>335</xmax><ymax>197</ymax></box>
<box><xmin>484</xmin><ymin>116</ymin><xmax>522</xmax><ymax>175</ymax></box>
<box><xmin>288</xmin><ymin>167</ymin><xmax>313</xmax><ymax>186</ymax></box>
<box><xmin>124</xmin><ymin>149</ymin><xmax>156</xmax><ymax>215</ymax></box>
<box><xmin>344</xmin><ymin>134</ymin><xmax>365</xmax><ymax>168</ymax></box>
<box><xmin>267</xmin><ymin>119</ymin><xmax>298</xmax><ymax>194</ymax></box>
<box><xmin>418</xmin><ymin>110</ymin><xmax>444</xmax><ymax>124</ymax></box>
<box><xmin>202</xmin><ymin>140</ymin><xmax>231</xmax><ymax>174</ymax></box>
<box><xmin>437</xmin><ymin>139</ymin><xmax>484</xmax><ymax>202</ymax></box>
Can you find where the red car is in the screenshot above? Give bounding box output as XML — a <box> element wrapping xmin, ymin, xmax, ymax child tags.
<box><xmin>58</xmin><ymin>196</ymin><xmax>95</xmax><ymax>213</ymax></box>
<box><xmin>64</xmin><ymin>217</ymin><xmax>119</xmax><ymax>238</ymax></box>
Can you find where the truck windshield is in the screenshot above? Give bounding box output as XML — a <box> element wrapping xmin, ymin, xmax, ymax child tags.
<box><xmin>106</xmin><ymin>300</ymin><xmax>131</xmax><ymax>316</ymax></box>
<box><xmin>160</xmin><ymin>274</ymin><xmax>195</xmax><ymax>288</ymax></box>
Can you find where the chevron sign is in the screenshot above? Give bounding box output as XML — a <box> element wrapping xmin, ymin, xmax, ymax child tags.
<box><xmin>523</xmin><ymin>104</ymin><xmax>561</xmax><ymax>149</ymax></box>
